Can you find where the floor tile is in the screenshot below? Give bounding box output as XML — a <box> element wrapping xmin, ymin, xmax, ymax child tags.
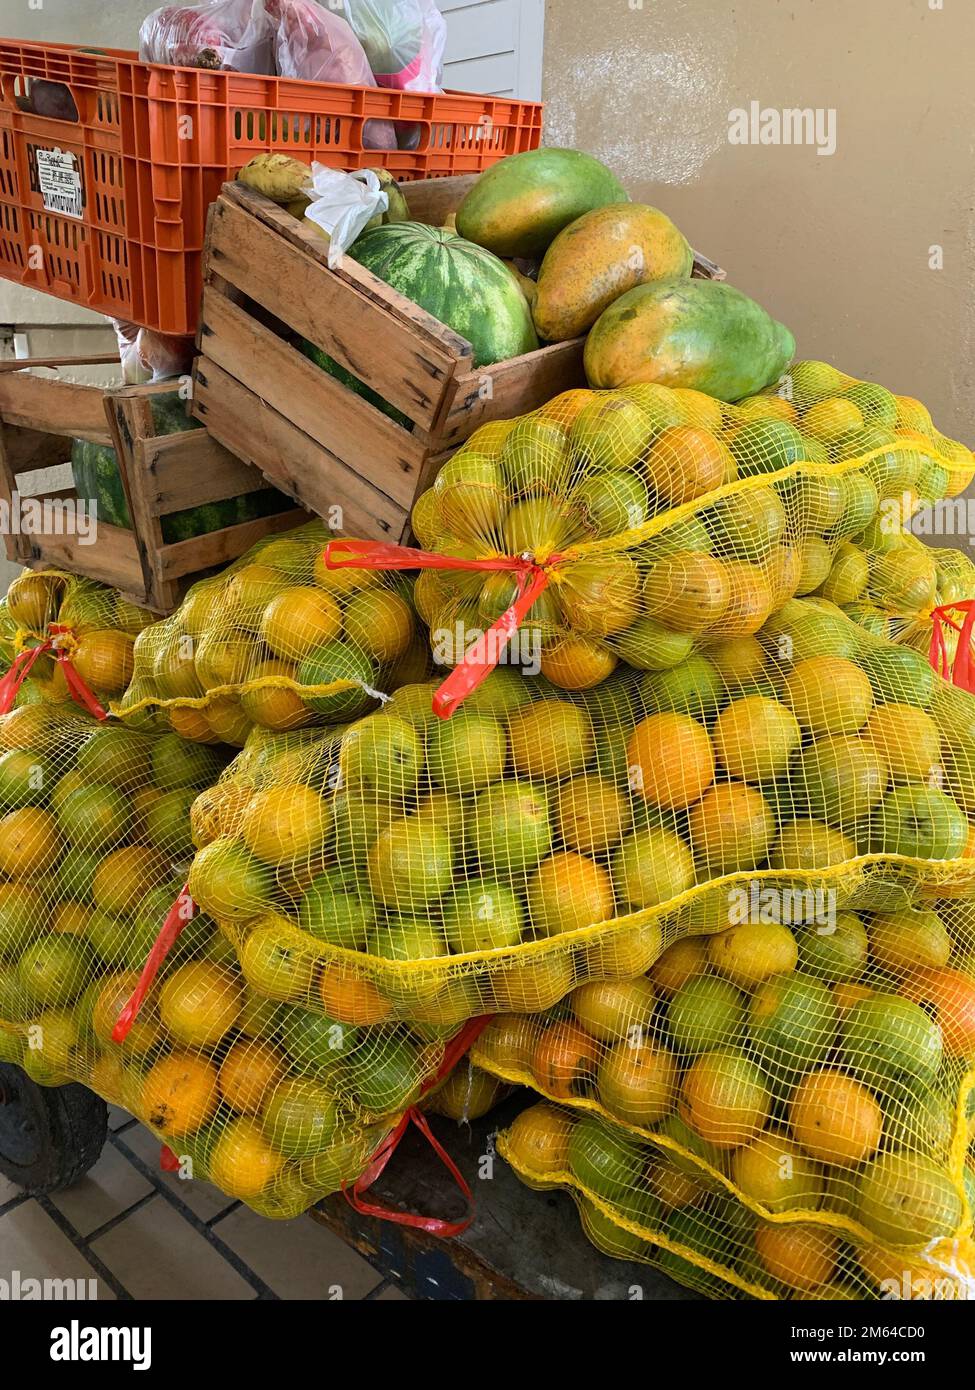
<box><xmin>90</xmin><ymin>1196</ymin><xmax>255</xmax><ymax>1301</ymax></box>
<box><xmin>0</xmin><ymin>1172</ymin><xmax>21</xmax><ymax>1206</ymax></box>
<box><xmin>212</xmin><ymin>1205</ymin><xmax>381</xmax><ymax>1300</ymax></box>
<box><xmin>115</xmin><ymin>1125</ymin><xmax>236</xmax><ymax>1223</ymax></box>
<box><xmin>49</xmin><ymin>1142</ymin><xmax>154</xmax><ymax>1238</ymax></box>
<box><xmin>108</xmin><ymin>1105</ymin><xmax>134</xmax><ymax>1132</ymax></box>
<box><xmin>376</xmin><ymin>1282</ymin><xmax>409</xmax><ymax>1300</ymax></box>
<box><xmin>0</xmin><ymin>1201</ymin><xmax>116</xmax><ymax>1300</ymax></box>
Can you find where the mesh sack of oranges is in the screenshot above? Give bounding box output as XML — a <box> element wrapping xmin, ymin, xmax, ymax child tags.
<box><xmin>0</xmin><ymin>569</ymin><xmax>153</xmax><ymax>715</ymax></box>
<box><xmin>399</xmin><ymin>370</ymin><xmax>962</xmax><ymax>710</ymax></box>
<box><xmin>495</xmin><ymin>1098</ymin><xmax>975</xmax><ymax>1300</ymax></box>
<box><xmin>117</xmin><ymin>520</ymin><xmax>430</xmax><ymax>746</ymax></box>
<box><xmin>177</xmin><ymin>575</ymin><xmax>975</xmax><ymax>1046</ymax></box>
<box><xmin>0</xmin><ymin>702</ymin><xmax>493</xmax><ymax>1220</ymax></box>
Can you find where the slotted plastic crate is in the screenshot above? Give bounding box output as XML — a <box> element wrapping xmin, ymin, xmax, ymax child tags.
<box><xmin>0</xmin><ymin>39</ymin><xmax>543</xmax><ymax>334</ymax></box>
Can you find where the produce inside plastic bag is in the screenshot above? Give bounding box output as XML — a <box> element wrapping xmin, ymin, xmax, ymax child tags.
<box><xmin>113</xmin><ymin>321</ymin><xmax>195</xmax><ymax>385</ymax></box>
<box><xmin>341</xmin><ymin>0</ymin><xmax>446</xmax><ymax>91</ymax></box>
<box><xmin>268</xmin><ymin>0</ymin><xmax>396</xmax><ymax>149</ymax></box>
<box><xmin>140</xmin><ymin>0</ymin><xmax>275</xmax><ymax>73</ymax></box>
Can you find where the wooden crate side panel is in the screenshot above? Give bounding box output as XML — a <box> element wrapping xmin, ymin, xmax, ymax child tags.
<box><xmin>195</xmin><ymin>291</ymin><xmax>431</xmax><ymax>512</ymax></box>
<box><xmin>142</xmin><ymin>431</ymin><xmax>269</xmax><ymax>517</ymax></box>
<box><xmin>207</xmin><ymin>193</ymin><xmax>462</xmax><ymax>430</ymax></box>
<box><xmin>19</xmin><ymin>514</ymin><xmax>146</xmax><ymax>597</ymax></box>
<box><xmin>0</xmin><ymin>374</ymin><xmax>115</xmax><ymax>444</ymax></box>
<box><xmin>155</xmin><ymin>507</ymin><xmax>310</xmax><ymax>582</ymax></box>
<box><xmin>439</xmin><ymin>338</ymin><xmax>588</xmax><ymax>446</ymax></box>
<box><xmin>401</xmin><ymin>173</ymin><xmax>477</xmax><ymax>225</ymax></box>
<box><xmin>194</xmin><ymin>357</ymin><xmax>410</xmax><ymax>543</ymax></box>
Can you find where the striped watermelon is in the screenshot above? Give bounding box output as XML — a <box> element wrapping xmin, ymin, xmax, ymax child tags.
<box><xmin>349</xmin><ymin>222</ymin><xmax>539</xmax><ymax>367</ymax></box>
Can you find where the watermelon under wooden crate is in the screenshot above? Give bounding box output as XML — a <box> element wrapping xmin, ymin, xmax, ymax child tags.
<box><xmin>0</xmin><ymin>358</ymin><xmax>306</xmax><ymax>612</ymax></box>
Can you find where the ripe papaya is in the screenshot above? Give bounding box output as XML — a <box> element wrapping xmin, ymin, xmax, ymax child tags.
<box><xmin>584</xmin><ymin>280</ymin><xmax>795</xmax><ymax>402</ymax></box>
<box><xmin>532</xmin><ymin>203</ymin><xmax>693</xmax><ymax>342</ymax></box>
<box><xmin>455</xmin><ymin>148</ymin><xmax>628</xmax><ymax>259</ymax></box>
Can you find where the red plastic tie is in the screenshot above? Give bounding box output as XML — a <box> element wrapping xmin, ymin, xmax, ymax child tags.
<box><xmin>112</xmin><ymin>885</ymin><xmax>197</xmax><ymax>1043</ymax></box>
<box><xmin>929</xmin><ymin>601</ymin><xmax>975</xmax><ymax>693</ymax></box>
<box><xmin>159</xmin><ymin>1144</ymin><xmax>181</xmax><ymax>1173</ymax></box>
<box><xmin>0</xmin><ymin>624</ymin><xmax>107</xmax><ymax>719</ymax></box>
<box><xmin>323</xmin><ymin>539</ymin><xmax>560</xmax><ymax>719</ymax></box>
<box><xmin>342</xmin><ymin>1013</ymin><xmax>494</xmax><ymax>1236</ymax></box>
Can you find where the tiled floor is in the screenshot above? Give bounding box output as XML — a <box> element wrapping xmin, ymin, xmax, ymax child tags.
<box><xmin>0</xmin><ymin>1106</ymin><xmax>406</xmax><ymax>1301</ymax></box>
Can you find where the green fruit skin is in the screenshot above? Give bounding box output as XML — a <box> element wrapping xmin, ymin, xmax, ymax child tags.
<box><xmin>455</xmin><ymin>148</ymin><xmax>629</xmax><ymax>259</ymax></box>
<box><xmin>585</xmin><ymin>279</ymin><xmax>795</xmax><ymax>403</ymax></box>
<box><xmin>350</xmin><ymin>222</ymin><xmax>538</xmax><ymax>367</ymax></box>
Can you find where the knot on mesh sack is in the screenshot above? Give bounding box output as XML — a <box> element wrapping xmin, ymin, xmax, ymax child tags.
<box><xmin>323</xmin><ymin>539</ymin><xmax>563</xmax><ymax>719</ymax></box>
<box><xmin>342</xmin><ymin>1013</ymin><xmax>494</xmax><ymax>1237</ymax></box>
<box><xmin>0</xmin><ymin>623</ymin><xmax>107</xmax><ymax>719</ymax></box>
<box><xmin>929</xmin><ymin>601</ymin><xmax>975</xmax><ymax>693</ymax></box>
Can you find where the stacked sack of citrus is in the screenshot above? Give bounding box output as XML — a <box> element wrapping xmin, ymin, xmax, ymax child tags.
<box><xmin>117</xmin><ymin>520</ymin><xmax>430</xmax><ymax>747</ymax></box>
<box><xmin>0</xmin><ymin>569</ymin><xmax>152</xmax><ymax>713</ymax></box>
<box><xmin>0</xmin><ymin>704</ymin><xmax>480</xmax><ymax>1219</ymax></box>
<box><xmin>409</xmin><ymin>373</ymin><xmax>959</xmax><ymax>707</ymax></box>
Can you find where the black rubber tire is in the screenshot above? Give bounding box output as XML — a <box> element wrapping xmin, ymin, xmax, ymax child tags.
<box><xmin>0</xmin><ymin>1063</ymin><xmax>108</xmax><ymax>1195</ymax></box>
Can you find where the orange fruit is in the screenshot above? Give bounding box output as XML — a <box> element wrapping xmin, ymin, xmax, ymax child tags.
<box><xmin>219</xmin><ymin>1039</ymin><xmax>288</xmax><ymax>1114</ymax></box>
<box><xmin>557</xmin><ymin>557</ymin><xmax>642</xmax><ymax>638</ymax></box>
<box><xmin>783</xmin><ymin>657</ymin><xmax>873</xmax><ymax>737</ymax></box>
<box><xmin>833</xmin><ymin>982</ymin><xmax>874</xmax><ymax>1013</ymax></box>
<box><xmin>239</xmin><ymin>785</ymin><xmax>330</xmax><ymax>865</ymax></box>
<box><xmin>92</xmin><ymin>846</ymin><xmax>168</xmax><ymax>914</ymax></box>
<box><xmin>527</xmin><ymin>851</ymin><xmax>615</xmax><ymax>936</ymax></box>
<box><xmin>755</xmin><ymin>1225</ymin><xmax>839</xmax><ymax>1292</ymax></box>
<box><xmin>556</xmin><ymin>774</ymin><xmax>632</xmax><ymax>855</ymax></box>
<box><xmin>91</xmin><ymin>972</ymin><xmax>163</xmax><ymax>1056</ymax></box>
<box><xmin>686</xmin><ymin>781</ymin><xmax>775</xmax><ymax>873</ymax></box>
<box><xmin>343</xmin><ymin>589</ymin><xmax>413</xmax><ymax>663</ymax></box>
<box><xmin>69</xmin><ymin>629</ymin><xmax>135</xmax><ymax>696</ymax></box>
<box><xmin>141</xmin><ymin>1052</ymin><xmax>219</xmax><ymax>1137</ymax></box>
<box><xmin>541</xmin><ymin>634</ymin><xmax>617</xmax><ymax>689</ymax></box>
<box><xmin>159</xmin><ymin>962</ymin><xmax>243</xmax><ymax>1048</ymax></box>
<box><xmin>503</xmin><ymin>1102</ymin><xmax>574</xmax><ymax>1176</ymax></box>
<box><xmin>0</xmin><ymin>807</ymin><xmax>58</xmax><ymax>877</ymax></box>
<box><xmin>679</xmin><ymin>1049</ymin><xmax>770</xmax><ymax>1149</ymax></box>
<box><xmin>903</xmin><ymin>967</ymin><xmax>975</xmax><ymax>1059</ymax></box>
<box><xmin>864</xmin><ymin>704</ymin><xmax>941</xmax><ymax>783</ymax></box>
<box><xmin>645</xmin><ymin>426</ymin><xmax>733</xmax><ymax>506</ymax></box>
<box><xmin>789</xmin><ymin>1067</ymin><xmax>883</xmax><ymax>1165</ymax></box>
<box><xmin>190</xmin><ymin>783</ymin><xmax>251</xmax><ymax>849</ymax></box>
<box><xmin>319</xmin><ymin>965</ymin><xmax>392</xmax><ymax>1025</ymax></box>
<box><xmin>713</xmin><ymin>695</ymin><xmax>801</xmax><ymax>783</ymax></box>
<box><xmin>261</xmin><ymin>587</ymin><xmax>342</xmax><ymax>661</ymax></box>
<box><xmin>708</xmin><ymin>921</ymin><xmax>797</xmax><ymax>987</ymax></box>
<box><xmin>168</xmin><ymin>705</ymin><xmax>222</xmax><ymax>744</ymax></box>
<box><xmin>642</xmin><ymin>552</ymin><xmax>731</xmax><ymax>634</ymax></box>
<box><xmin>208</xmin><ymin>1117</ymin><xmax>286</xmax><ymax>1200</ymax></box>
<box><xmin>627</xmin><ymin>712</ymin><xmax>714</xmax><ymax>809</ymax></box>
<box><xmin>490</xmin><ymin>954</ymin><xmax>574</xmax><ymax>1013</ymax></box>
<box><xmin>53</xmin><ymin>902</ymin><xmax>91</xmax><ymax>935</ymax></box>
<box><xmin>652</xmin><ymin>937</ymin><xmax>709</xmax><ymax>995</ymax></box>
<box><xmin>530</xmin><ymin>1021</ymin><xmax>599</xmax><ymax>1099</ymax></box>
<box><xmin>508</xmin><ymin>700</ymin><xmax>593</xmax><ymax>781</ymax></box>
<box><xmin>475</xmin><ymin>1014</ymin><xmax>541</xmax><ymax>1073</ymax></box>
<box><xmin>707</xmin><ymin>561</ymin><xmax>773</xmax><ymax>637</ymax></box>
<box><xmin>6</xmin><ymin>570</ymin><xmax>64</xmax><ymax>628</ymax></box>
<box><xmin>735</xmin><ymin>395</ymin><xmax>798</xmax><ymax>425</ymax></box>
<box><xmin>597</xmin><ymin>1039</ymin><xmax>678</xmax><ymax>1126</ymax></box>
<box><xmin>240</xmin><ymin>661</ymin><xmax>314</xmax><ymax>731</ymax></box>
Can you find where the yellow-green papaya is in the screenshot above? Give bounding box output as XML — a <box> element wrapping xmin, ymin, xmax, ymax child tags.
<box><xmin>584</xmin><ymin>280</ymin><xmax>795</xmax><ymax>402</ymax></box>
<box><xmin>532</xmin><ymin>203</ymin><xmax>692</xmax><ymax>342</ymax></box>
<box><xmin>455</xmin><ymin>148</ymin><xmax>628</xmax><ymax>259</ymax></box>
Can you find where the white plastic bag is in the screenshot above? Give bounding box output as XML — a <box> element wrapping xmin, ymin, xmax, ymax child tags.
<box><xmin>341</xmin><ymin>0</ymin><xmax>446</xmax><ymax>92</ymax></box>
<box><xmin>139</xmin><ymin>0</ymin><xmax>275</xmax><ymax>74</ymax></box>
<box><xmin>303</xmin><ymin>166</ymin><xmax>388</xmax><ymax>267</ymax></box>
<box><xmin>268</xmin><ymin>0</ymin><xmax>396</xmax><ymax>149</ymax></box>
<box><xmin>113</xmin><ymin>321</ymin><xmax>195</xmax><ymax>384</ymax></box>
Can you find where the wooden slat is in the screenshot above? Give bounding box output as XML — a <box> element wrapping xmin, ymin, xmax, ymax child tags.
<box><xmin>401</xmin><ymin>173</ymin><xmax>477</xmax><ymax>225</ymax></box>
<box><xmin>21</xmin><ymin>519</ymin><xmax>145</xmax><ymax>594</ymax></box>
<box><xmin>439</xmin><ymin>337</ymin><xmax>587</xmax><ymax>446</ymax></box>
<box><xmin>142</xmin><ymin>431</ymin><xmax>267</xmax><ymax>516</ymax></box>
<box><xmin>4</xmin><ymin>428</ymin><xmax>74</xmax><ymax>474</ymax></box>
<box><xmin>193</xmin><ymin>357</ymin><xmax>410</xmax><ymax>543</ymax></box>
<box><xmin>196</xmin><ymin>290</ymin><xmax>432</xmax><ymax>511</ymax></box>
<box><xmin>0</xmin><ymin>373</ymin><xmax>115</xmax><ymax>443</ymax></box>
<box><xmin>156</xmin><ymin>506</ymin><xmax>309</xmax><ymax>581</ymax></box>
<box><xmin>207</xmin><ymin>192</ymin><xmax>463</xmax><ymax>429</ymax></box>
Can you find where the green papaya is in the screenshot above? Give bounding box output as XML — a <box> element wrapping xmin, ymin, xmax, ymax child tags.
<box><xmin>533</xmin><ymin>203</ymin><xmax>692</xmax><ymax>342</ymax></box>
<box><xmin>455</xmin><ymin>147</ymin><xmax>628</xmax><ymax>259</ymax></box>
<box><xmin>584</xmin><ymin>279</ymin><xmax>795</xmax><ymax>402</ymax></box>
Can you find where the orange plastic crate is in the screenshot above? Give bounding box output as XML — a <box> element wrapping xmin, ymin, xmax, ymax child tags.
<box><xmin>0</xmin><ymin>39</ymin><xmax>542</xmax><ymax>335</ymax></box>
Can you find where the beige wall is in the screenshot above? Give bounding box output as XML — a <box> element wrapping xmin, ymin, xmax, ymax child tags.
<box><xmin>542</xmin><ymin>0</ymin><xmax>975</xmax><ymax>443</ymax></box>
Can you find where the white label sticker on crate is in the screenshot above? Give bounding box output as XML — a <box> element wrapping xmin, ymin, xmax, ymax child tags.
<box><xmin>36</xmin><ymin>147</ymin><xmax>83</xmax><ymax>219</ymax></box>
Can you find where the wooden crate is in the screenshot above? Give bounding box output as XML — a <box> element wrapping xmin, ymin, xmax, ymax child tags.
<box><xmin>0</xmin><ymin>357</ymin><xmax>306</xmax><ymax>612</ymax></box>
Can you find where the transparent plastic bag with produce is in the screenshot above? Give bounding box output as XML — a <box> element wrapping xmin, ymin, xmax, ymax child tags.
<box><xmin>118</xmin><ymin>520</ymin><xmax>431</xmax><ymax>746</ymax></box>
<box><xmin>0</xmin><ymin>570</ymin><xmax>153</xmax><ymax>716</ymax></box>
<box><xmin>140</xmin><ymin>0</ymin><xmax>275</xmax><ymax>73</ymax></box>
<box><xmin>340</xmin><ymin>0</ymin><xmax>446</xmax><ymax>92</ymax></box>
<box><xmin>496</xmin><ymin>1098</ymin><xmax>975</xmax><ymax>1300</ymax></box>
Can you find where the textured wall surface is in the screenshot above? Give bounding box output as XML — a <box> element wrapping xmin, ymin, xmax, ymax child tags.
<box><xmin>543</xmin><ymin>0</ymin><xmax>975</xmax><ymax>443</ymax></box>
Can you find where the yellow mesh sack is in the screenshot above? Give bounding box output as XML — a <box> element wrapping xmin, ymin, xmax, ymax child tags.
<box><xmin>0</xmin><ymin>569</ymin><xmax>152</xmax><ymax>714</ymax></box>
<box><xmin>0</xmin><ymin>702</ymin><xmax>488</xmax><ymax>1220</ymax></box>
<box><xmin>117</xmin><ymin>520</ymin><xmax>430</xmax><ymax>747</ymax></box>
<box><xmin>496</xmin><ymin>1098</ymin><xmax>975</xmax><ymax>1300</ymax></box>
<box><xmin>406</xmin><ymin>372</ymin><xmax>960</xmax><ymax>706</ymax></box>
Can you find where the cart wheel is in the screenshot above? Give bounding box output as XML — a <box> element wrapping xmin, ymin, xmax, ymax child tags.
<box><xmin>0</xmin><ymin>1063</ymin><xmax>108</xmax><ymax>1195</ymax></box>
